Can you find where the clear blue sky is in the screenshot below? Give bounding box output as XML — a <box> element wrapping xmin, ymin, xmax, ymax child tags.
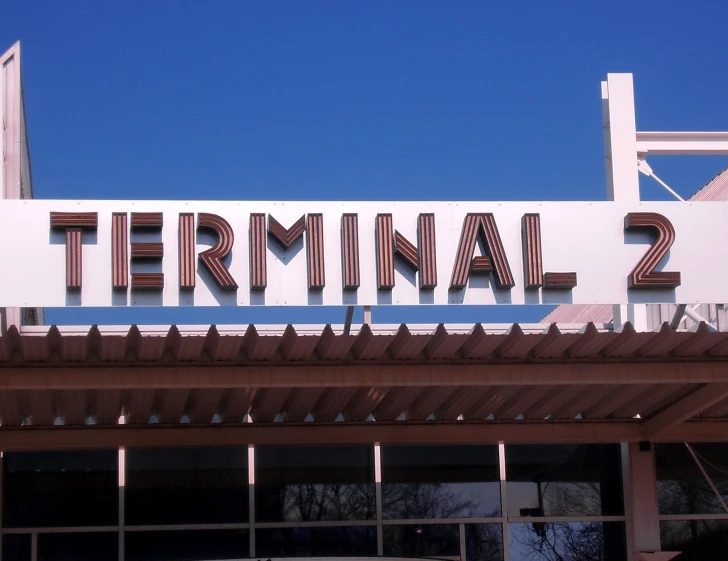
<box><xmin>3</xmin><ymin>1</ymin><xmax>728</xmax><ymax>326</ymax></box>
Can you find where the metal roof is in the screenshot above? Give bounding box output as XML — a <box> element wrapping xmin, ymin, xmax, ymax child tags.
<box><xmin>5</xmin><ymin>321</ymin><xmax>726</xmax><ymax>366</ymax></box>
<box><xmin>0</xmin><ymin>322</ymin><xmax>727</xmax><ymax>437</ymax></box>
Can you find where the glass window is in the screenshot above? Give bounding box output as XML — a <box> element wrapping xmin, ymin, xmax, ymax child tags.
<box><xmin>125</xmin><ymin>447</ymin><xmax>248</xmax><ymax>525</ymax></box>
<box><xmin>256</xmin><ymin>526</ymin><xmax>377</xmax><ymax>557</ymax></box>
<box><xmin>656</xmin><ymin>442</ymin><xmax>728</xmax><ymax>515</ymax></box>
<box><xmin>383</xmin><ymin>524</ymin><xmax>460</xmax><ymax>558</ymax></box>
<box><xmin>3</xmin><ymin>450</ymin><xmax>118</xmax><ymax>527</ymax></box>
<box><xmin>381</xmin><ymin>445</ymin><xmax>501</xmax><ymax>519</ymax></box>
<box><xmin>465</xmin><ymin>524</ymin><xmax>504</xmax><ymax>561</ymax></box>
<box><xmin>661</xmin><ymin>519</ymin><xmax>728</xmax><ymax>560</ymax></box>
<box><xmin>256</xmin><ymin>445</ymin><xmax>375</xmax><ymax>522</ymax></box>
<box><xmin>125</xmin><ymin>530</ymin><xmax>249</xmax><ymax>561</ymax></box>
<box><xmin>506</xmin><ymin>444</ymin><xmax>623</xmax><ymax>517</ymax></box>
<box><xmin>2</xmin><ymin>534</ymin><xmax>31</xmax><ymax>561</ymax></box>
<box><xmin>37</xmin><ymin>533</ymin><xmax>118</xmax><ymax>561</ymax></box>
<box><xmin>509</xmin><ymin>522</ymin><xmax>626</xmax><ymax>561</ymax></box>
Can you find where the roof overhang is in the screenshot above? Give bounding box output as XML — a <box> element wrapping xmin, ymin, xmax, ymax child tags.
<box><xmin>0</xmin><ymin>321</ymin><xmax>727</xmax><ymax>450</ymax></box>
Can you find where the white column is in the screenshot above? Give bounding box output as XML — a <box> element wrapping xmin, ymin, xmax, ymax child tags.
<box><xmin>621</xmin><ymin>443</ymin><xmax>661</xmax><ymax>560</ymax></box>
<box><xmin>602</xmin><ymin>73</ymin><xmax>648</xmax><ymax>332</ymax></box>
<box><xmin>248</xmin><ymin>444</ymin><xmax>255</xmax><ymax>557</ymax></box>
<box><xmin>374</xmin><ymin>443</ymin><xmax>383</xmax><ymax>556</ymax></box>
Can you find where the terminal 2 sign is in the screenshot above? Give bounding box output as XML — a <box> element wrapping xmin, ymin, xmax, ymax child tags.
<box><xmin>0</xmin><ymin>200</ymin><xmax>723</xmax><ymax>307</ymax></box>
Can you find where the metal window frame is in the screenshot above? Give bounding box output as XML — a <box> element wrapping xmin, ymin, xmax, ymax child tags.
<box><xmin>0</xmin><ymin>442</ymin><xmax>630</xmax><ymax>561</ymax></box>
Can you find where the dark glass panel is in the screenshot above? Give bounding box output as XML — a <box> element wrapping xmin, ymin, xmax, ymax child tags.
<box><xmin>3</xmin><ymin>450</ymin><xmax>118</xmax><ymax>527</ymax></box>
<box><xmin>126</xmin><ymin>447</ymin><xmax>248</xmax><ymax>525</ymax></box>
<box><xmin>656</xmin><ymin>442</ymin><xmax>728</xmax><ymax>515</ymax></box>
<box><xmin>2</xmin><ymin>534</ymin><xmax>31</xmax><ymax>561</ymax></box>
<box><xmin>381</xmin><ymin>445</ymin><xmax>501</xmax><ymax>519</ymax></box>
<box><xmin>466</xmin><ymin>524</ymin><xmax>504</xmax><ymax>561</ymax></box>
<box><xmin>383</xmin><ymin>524</ymin><xmax>460</xmax><ymax>558</ymax></box>
<box><xmin>661</xmin><ymin>519</ymin><xmax>728</xmax><ymax>560</ymax></box>
<box><xmin>256</xmin><ymin>446</ymin><xmax>375</xmax><ymax>522</ymax></box>
<box><xmin>509</xmin><ymin>522</ymin><xmax>626</xmax><ymax>561</ymax></box>
<box><xmin>125</xmin><ymin>530</ymin><xmax>249</xmax><ymax>561</ymax></box>
<box><xmin>506</xmin><ymin>444</ymin><xmax>623</xmax><ymax>517</ymax></box>
<box><xmin>37</xmin><ymin>533</ymin><xmax>118</xmax><ymax>561</ymax></box>
<box><xmin>256</xmin><ymin>526</ymin><xmax>377</xmax><ymax>557</ymax></box>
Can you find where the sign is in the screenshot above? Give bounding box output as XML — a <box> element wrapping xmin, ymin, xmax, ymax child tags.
<box><xmin>3</xmin><ymin>200</ymin><xmax>724</xmax><ymax>307</ymax></box>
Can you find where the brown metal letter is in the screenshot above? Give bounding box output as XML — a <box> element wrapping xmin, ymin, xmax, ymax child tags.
<box><xmin>450</xmin><ymin>213</ymin><xmax>514</xmax><ymax>290</ymax></box>
<box><xmin>50</xmin><ymin>212</ymin><xmax>98</xmax><ymax>290</ymax></box>
<box><xmin>625</xmin><ymin>212</ymin><xmax>681</xmax><ymax>289</ymax></box>
<box><xmin>376</xmin><ymin>214</ymin><xmax>395</xmax><ymax>290</ymax></box>
<box><xmin>112</xmin><ymin>213</ymin><xmax>128</xmax><ymax>290</ymax></box>
<box><xmin>417</xmin><ymin>214</ymin><xmax>437</xmax><ymax>289</ymax></box>
<box><xmin>376</xmin><ymin>213</ymin><xmax>438</xmax><ymax>291</ymax></box>
<box><xmin>131</xmin><ymin>212</ymin><xmax>163</xmax><ymax>229</ymax></box>
<box><xmin>198</xmin><ymin>213</ymin><xmax>238</xmax><ymax>291</ymax></box>
<box><xmin>341</xmin><ymin>214</ymin><xmax>360</xmax><ymax>290</ymax></box>
<box><xmin>179</xmin><ymin>213</ymin><xmax>195</xmax><ymax>290</ymax></box>
<box><xmin>268</xmin><ymin>215</ymin><xmax>306</xmax><ymax>249</ymax></box>
<box><xmin>521</xmin><ymin>213</ymin><xmax>577</xmax><ymax>290</ymax></box>
<box><xmin>307</xmin><ymin>214</ymin><xmax>325</xmax><ymax>290</ymax></box>
<box><xmin>250</xmin><ymin>213</ymin><xmax>267</xmax><ymax>291</ymax></box>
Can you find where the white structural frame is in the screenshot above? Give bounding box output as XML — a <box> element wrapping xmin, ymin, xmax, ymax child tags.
<box><xmin>600</xmin><ymin>72</ymin><xmax>728</xmax><ymax>561</ymax></box>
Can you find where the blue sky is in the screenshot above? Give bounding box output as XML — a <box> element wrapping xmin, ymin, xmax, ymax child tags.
<box><xmin>3</xmin><ymin>1</ymin><xmax>728</xmax><ymax>326</ymax></box>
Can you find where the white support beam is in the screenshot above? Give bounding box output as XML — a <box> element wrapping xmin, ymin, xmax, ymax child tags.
<box><xmin>602</xmin><ymin>74</ymin><xmax>640</xmax><ymax>202</ymax></box>
<box><xmin>636</xmin><ymin>131</ymin><xmax>728</xmax><ymax>155</ymax></box>
<box><xmin>602</xmin><ymin>73</ymin><xmax>648</xmax><ymax>332</ymax></box>
<box><xmin>622</xmin><ymin>443</ymin><xmax>661</xmax><ymax>559</ymax></box>
<box><xmin>644</xmin><ymin>383</ymin><xmax>728</xmax><ymax>436</ymax></box>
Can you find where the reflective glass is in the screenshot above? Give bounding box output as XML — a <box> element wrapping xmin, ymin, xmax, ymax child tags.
<box><xmin>37</xmin><ymin>533</ymin><xmax>118</xmax><ymax>561</ymax></box>
<box><xmin>383</xmin><ymin>524</ymin><xmax>460</xmax><ymax>558</ymax></box>
<box><xmin>126</xmin><ymin>447</ymin><xmax>248</xmax><ymax>525</ymax></box>
<box><xmin>125</xmin><ymin>530</ymin><xmax>249</xmax><ymax>561</ymax></box>
<box><xmin>256</xmin><ymin>446</ymin><xmax>375</xmax><ymax>522</ymax></box>
<box><xmin>465</xmin><ymin>524</ymin><xmax>504</xmax><ymax>561</ymax></box>
<box><xmin>2</xmin><ymin>534</ymin><xmax>31</xmax><ymax>561</ymax></box>
<box><xmin>661</xmin><ymin>519</ymin><xmax>728</xmax><ymax>560</ymax></box>
<box><xmin>509</xmin><ymin>522</ymin><xmax>626</xmax><ymax>561</ymax></box>
<box><xmin>506</xmin><ymin>444</ymin><xmax>623</xmax><ymax>517</ymax></box>
<box><xmin>656</xmin><ymin>442</ymin><xmax>728</xmax><ymax>515</ymax></box>
<box><xmin>381</xmin><ymin>445</ymin><xmax>501</xmax><ymax>519</ymax></box>
<box><xmin>3</xmin><ymin>450</ymin><xmax>118</xmax><ymax>527</ymax></box>
<box><xmin>256</xmin><ymin>526</ymin><xmax>377</xmax><ymax>557</ymax></box>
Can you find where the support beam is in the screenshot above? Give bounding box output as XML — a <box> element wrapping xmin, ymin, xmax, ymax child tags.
<box><xmin>1</xmin><ymin>362</ymin><xmax>728</xmax><ymax>390</ymax></box>
<box><xmin>669</xmin><ymin>304</ymin><xmax>687</xmax><ymax>331</ymax></box>
<box><xmin>644</xmin><ymin>383</ymin><xmax>728</xmax><ymax>436</ymax></box>
<box><xmin>635</xmin><ymin>131</ymin><xmax>728</xmax><ymax>155</ymax></box>
<box><xmin>0</xmin><ymin>421</ymin><xmax>645</xmax><ymax>450</ymax></box>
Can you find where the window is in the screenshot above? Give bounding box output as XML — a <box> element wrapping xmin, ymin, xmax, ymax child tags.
<box><xmin>383</xmin><ymin>524</ymin><xmax>460</xmax><ymax>558</ymax></box>
<box><xmin>256</xmin><ymin>446</ymin><xmax>375</xmax><ymax>522</ymax></box>
<box><xmin>381</xmin><ymin>445</ymin><xmax>501</xmax><ymax>519</ymax></box>
<box><xmin>125</xmin><ymin>530</ymin><xmax>249</xmax><ymax>561</ymax></box>
<box><xmin>256</xmin><ymin>527</ymin><xmax>376</xmax><ymax>557</ymax></box>
<box><xmin>125</xmin><ymin>447</ymin><xmax>248</xmax><ymax>525</ymax></box>
<box><xmin>509</xmin><ymin>522</ymin><xmax>626</xmax><ymax>561</ymax></box>
<box><xmin>3</xmin><ymin>450</ymin><xmax>118</xmax><ymax>528</ymax></box>
<box><xmin>656</xmin><ymin>442</ymin><xmax>728</xmax><ymax>559</ymax></box>
<box><xmin>656</xmin><ymin>443</ymin><xmax>728</xmax><ymax>515</ymax></box>
<box><xmin>37</xmin><ymin>533</ymin><xmax>118</xmax><ymax>561</ymax></box>
<box><xmin>506</xmin><ymin>444</ymin><xmax>623</xmax><ymax>517</ymax></box>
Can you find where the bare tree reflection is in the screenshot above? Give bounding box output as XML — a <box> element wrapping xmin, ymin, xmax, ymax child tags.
<box><xmin>273</xmin><ymin>483</ymin><xmax>376</xmax><ymax>521</ymax></box>
<box><xmin>512</xmin><ymin>522</ymin><xmax>606</xmax><ymax>561</ymax></box>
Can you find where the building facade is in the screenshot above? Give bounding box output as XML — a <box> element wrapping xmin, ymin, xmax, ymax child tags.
<box><xmin>2</xmin><ymin>43</ymin><xmax>728</xmax><ymax>561</ymax></box>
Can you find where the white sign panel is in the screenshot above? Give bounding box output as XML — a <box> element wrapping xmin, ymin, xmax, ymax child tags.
<box><xmin>3</xmin><ymin>200</ymin><xmax>726</xmax><ymax>307</ymax></box>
